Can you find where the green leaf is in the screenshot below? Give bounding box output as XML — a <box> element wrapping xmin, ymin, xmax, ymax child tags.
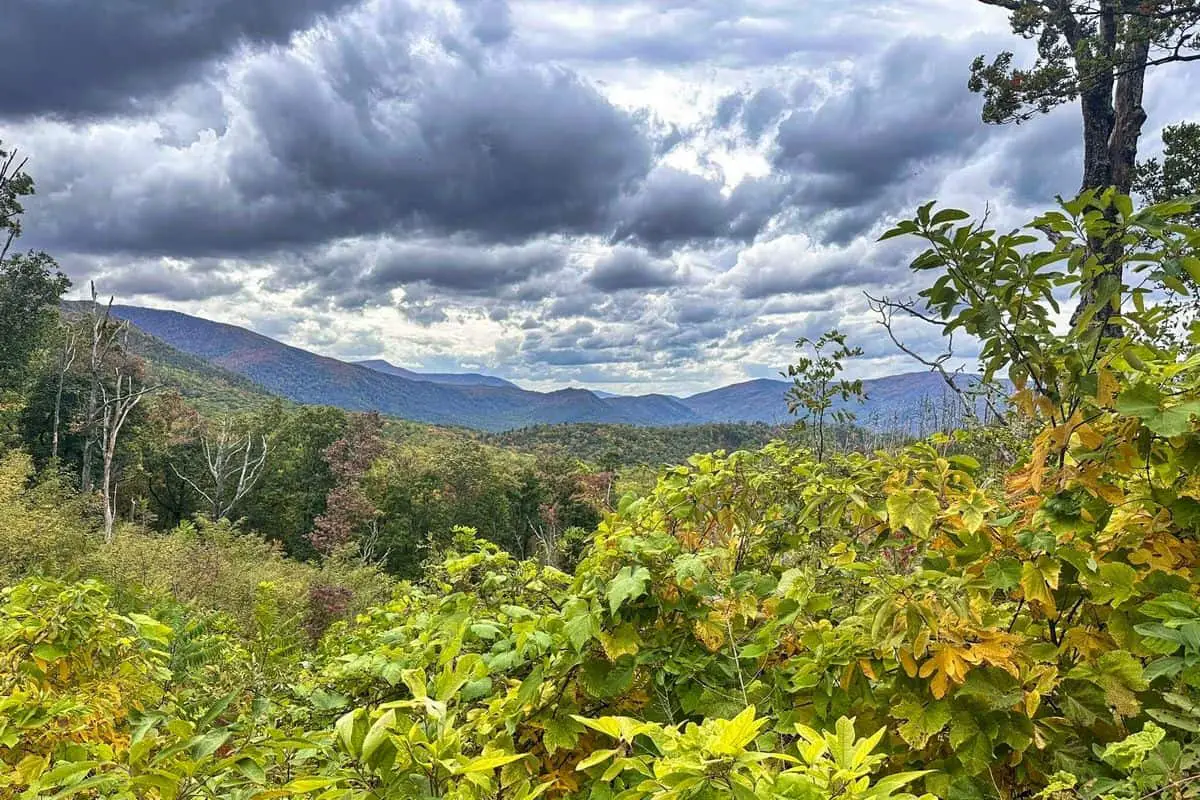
<box><xmin>285</xmin><ymin>777</ymin><xmax>342</xmax><ymax>793</ymax></box>
<box><xmin>711</xmin><ymin>707</ymin><xmax>764</xmax><ymax>756</ymax></box>
<box><xmin>984</xmin><ymin>558</ymin><xmax>1022</xmax><ymax>591</ymax></box>
<box><xmin>457</xmin><ymin>753</ymin><xmax>530</xmax><ymax>774</ymax></box>
<box><xmin>1146</xmin><ymin>708</ymin><xmax>1200</xmax><ymax>733</ymax></box>
<box><xmin>563</xmin><ymin>604</ymin><xmax>598</xmax><ymax>652</ymax></box>
<box><xmin>189</xmin><ymin>730</ymin><xmax>230</xmax><ymax>761</ymax></box>
<box><xmin>892</xmin><ymin>699</ymin><xmax>952</xmax><ymax>749</ymax></box>
<box><xmin>575</xmin><ymin>749</ymin><xmax>619</xmax><ymax>771</ymax></box>
<box><xmin>40</xmin><ymin>761</ymin><xmax>98</xmax><ymax>788</ymax></box>
<box><xmin>236</xmin><ymin>758</ymin><xmax>267</xmax><ymax>785</ymax></box>
<box><xmin>1085</xmin><ymin>562</ymin><xmax>1138</xmax><ymax>607</ymax></box>
<box><xmin>606</xmin><ymin>566</ymin><xmax>651</xmax><ymax>616</ymax></box>
<box><xmin>32</xmin><ymin>644</ymin><xmax>67</xmax><ymax>661</ymax></box>
<box><xmin>361</xmin><ymin>709</ymin><xmax>396</xmax><ymax>763</ymax></box>
<box><xmin>196</xmin><ymin>690</ymin><xmax>239</xmax><ymax>728</ymax></box>
<box><xmin>886</xmin><ymin>488</ymin><xmax>939</xmax><ymax>538</ymax></box>
<box><xmin>931</xmin><ymin>208</ymin><xmax>971</xmax><ymax>225</ymax></box>
<box><xmin>542</xmin><ymin>716</ymin><xmax>584</xmax><ymax>755</ymax></box>
<box><xmin>1117</xmin><ymin>382</ymin><xmax>1200</xmax><ymax>437</ymax></box>
<box><xmin>1100</xmin><ymin>724</ymin><xmax>1165</xmax><ymax>771</ymax></box>
<box><xmin>516</xmin><ymin>665</ymin><xmax>544</xmax><ymax>707</ymax></box>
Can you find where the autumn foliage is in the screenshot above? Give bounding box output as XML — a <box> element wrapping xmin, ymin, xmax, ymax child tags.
<box><xmin>4</xmin><ymin>191</ymin><xmax>1200</xmax><ymax>799</ymax></box>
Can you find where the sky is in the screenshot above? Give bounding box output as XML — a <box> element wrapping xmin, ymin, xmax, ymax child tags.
<box><xmin>3</xmin><ymin>0</ymin><xmax>1198</xmax><ymax>395</ymax></box>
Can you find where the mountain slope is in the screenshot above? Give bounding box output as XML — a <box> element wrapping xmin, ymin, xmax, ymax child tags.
<box><xmin>107</xmin><ymin>306</ymin><xmax>701</xmax><ymax>431</ymax></box>
<box><xmin>108</xmin><ymin>305</ymin><xmax>993</xmax><ymax>432</ymax></box>
<box><xmin>60</xmin><ymin>302</ymin><xmax>277</xmax><ymax>416</ymax></box>
<box><xmin>355</xmin><ymin>359</ymin><xmax>518</xmax><ymax>389</ymax></box>
<box><xmin>682</xmin><ymin>372</ymin><xmax>991</xmax><ymax>431</ymax></box>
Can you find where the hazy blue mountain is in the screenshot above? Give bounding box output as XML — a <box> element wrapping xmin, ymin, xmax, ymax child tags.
<box><xmin>602</xmin><ymin>394</ymin><xmax>699</xmax><ymax>426</ymax></box>
<box><xmin>355</xmin><ymin>358</ymin><xmax>518</xmax><ymax>389</ymax></box>
<box><xmin>682</xmin><ymin>372</ymin><xmax>992</xmax><ymax>432</ymax></box>
<box><xmin>106</xmin><ymin>306</ymin><xmax>701</xmax><ymax>430</ymax></box>
<box><xmin>109</xmin><ymin>305</ymin><xmax>992</xmax><ymax>433</ymax></box>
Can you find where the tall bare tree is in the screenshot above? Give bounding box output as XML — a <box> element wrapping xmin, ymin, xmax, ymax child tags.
<box><xmin>98</xmin><ymin>355</ymin><xmax>159</xmax><ymax>542</ymax></box>
<box><xmin>80</xmin><ymin>284</ymin><xmax>121</xmax><ymax>493</ymax></box>
<box><xmin>50</xmin><ymin>323</ymin><xmax>78</xmax><ymax>461</ymax></box>
<box><xmin>172</xmin><ymin>417</ymin><xmax>269</xmax><ymax>521</ymax></box>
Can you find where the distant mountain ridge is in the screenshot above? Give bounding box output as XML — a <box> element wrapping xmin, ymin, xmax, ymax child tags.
<box><xmin>107</xmin><ymin>304</ymin><xmax>989</xmax><ymax>433</ymax></box>
<box><xmin>355</xmin><ymin>359</ymin><xmax>518</xmax><ymax>389</ymax></box>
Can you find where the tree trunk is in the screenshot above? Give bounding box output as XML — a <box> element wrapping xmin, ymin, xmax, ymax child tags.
<box><xmin>102</xmin><ymin>435</ymin><xmax>116</xmax><ymax>543</ymax></box>
<box><xmin>81</xmin><ymin>378</ymin><xmax>97</xmax><ymax>491</ymax></box>
<box><xmin>51</xmin><ymin>369</ymin><xmax>64</xmax><ymax>461</ymax></box>
<box><xmin>1069</xmin><ymin>4</ymin><xmax>1150</xmax><ymax>336</ymax></box>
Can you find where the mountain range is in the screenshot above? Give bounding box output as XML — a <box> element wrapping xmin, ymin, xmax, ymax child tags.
<box><xmin>107</xmin><ymin>305</ymin><xmax>979</xmax><ymax>433</ymax></box>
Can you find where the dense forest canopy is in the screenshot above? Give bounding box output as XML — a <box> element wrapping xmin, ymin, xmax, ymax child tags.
<box><xmin>2</xmin><ymin>3</ymin><xmax>1200</xmax><ymax>797</ymax></box>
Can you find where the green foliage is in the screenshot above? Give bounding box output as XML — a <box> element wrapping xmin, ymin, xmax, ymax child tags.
<box><xmin>1137</xmin><ymin>122</ymin><xmax>1200</xmax><ymax>217</ymax></box>
<box><xmin>0</xmin><ymin>251</ymin><xmax>69</xmax><ymax>394</ymax></box>
<box><xmin>784</xmin><ymin>329</ymin><xmax>866</xmax><ymax>461</ymax></box>
<box><xmin>487</xmin><ymin>422</ymin><xmax>786</xmax><ymax>468</ymax></box>
<box><xmin>968</xmin><ymin>2</ymin><xmax>1200</xmax><ymax>126</ymax></box>
<box><xmin>8</xmin><ymin>191</ymin><xmax>1200</xmax><ymax>800</ymax></box>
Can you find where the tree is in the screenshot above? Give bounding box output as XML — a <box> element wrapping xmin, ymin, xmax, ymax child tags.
<box><xmin>1133</xmin><ymin>121</ymin><xmax>1200</xmax><ymax>347</ymax></box>
<box><xmin>239</xmin><ymin>403</ymin><xmax>346</xmax><ymax>559</ymax></box>
<box><xmin>970</xmin><ymin>0</ymin><xmax>1200</xmax><ymax>328</ymax></box>
<box><xmin>97</xmin><ymin>352</ymin><xmax>158</xmax><ymax>542</ymax></box>
<box><xmin>1135</xmin><ymin>121</ymin><xmax>1200</xmax><ymax>213</ymax></box>
<box><xmin>0</xmin><ymin>142</ymin><xmax>69</xmax><ymax>398</ymax></box>
<box><xmin>783</xmin><ymin>330</ymin><xmax>865</xmax><ymax>462</ymax></box>
<box><xmin>310</xmin><ymin>412</ymin><xmax>385</xmax><ymax>556</ymax></box>
<box><xmin>171</xmin><ymin>417</ymin><xmax>269</xmax><ymax>522</ymax></box>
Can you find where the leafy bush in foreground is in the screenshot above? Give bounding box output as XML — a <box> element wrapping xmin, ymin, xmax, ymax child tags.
<box><xmin>5</xmin><ymin>192</ymin><xmax>1200</xmax><ymax>799</ymax></box>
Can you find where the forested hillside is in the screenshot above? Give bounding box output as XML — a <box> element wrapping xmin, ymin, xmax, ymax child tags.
<box><xmin>4</xmin><ymin>1</ymin><xmax>1200</xmax><ymax>798</ymax></box>
<box><xmin>106</xmin><ymin>305</ymin><xmax>984</xmax><ymax>433</ymax></box>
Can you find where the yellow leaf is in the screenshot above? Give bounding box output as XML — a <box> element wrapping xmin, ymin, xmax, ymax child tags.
<box><xmin>1097</xmin><ymin>367</ymin><xmax>1119</xmax><ymax>407</ymax></box>
<box><xmin>1020</xmin><ymin>558</ymin><xmax>1060</xmax><ymax>615</ymax></box>
<box><xmin>918</xmin><ymin>644</ymin><xmax>972</xmax><ymax>699</ymax></box>
<box><xmin>897</xmin><ymin>648</ymin><xmax>918</xmax><ymax>678</ymax></box>
<box><xmin>840</xmin><ymin>662</ymin><xmax>857</xmax><ymax>691</ymax></box>
<box><xmin>712</xmin><ymin>706</ymin><xmax>765</xmax><ymax>755</ymax></box>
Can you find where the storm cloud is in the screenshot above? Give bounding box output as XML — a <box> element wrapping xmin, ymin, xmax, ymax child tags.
<box><xmin>3</xmin><ymin>0</ymin><xmax>1193</xmax><ymax>394</ymax></box>
<box><xmin>0</xmin><ymin>0</ymin><xmax>361</xmax><ymax>118</ymax></box>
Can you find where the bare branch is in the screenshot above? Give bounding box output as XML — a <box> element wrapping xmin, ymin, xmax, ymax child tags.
<box><xmin>865</xmin><ymin>292</ymin><xmax>1009</xmax><ymax>426</ymax></box>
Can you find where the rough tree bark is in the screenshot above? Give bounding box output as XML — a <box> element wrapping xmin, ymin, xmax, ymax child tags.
<box><xmin>973</xmin><ymin>0</ymin><xmax>1200</xmax><ymax>333</ymax></box>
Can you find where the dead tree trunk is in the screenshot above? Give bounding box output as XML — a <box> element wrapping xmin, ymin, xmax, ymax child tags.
<box><xmin>81</xmin><ymin>284</ymin><xmax>118</xmax><ymax>493</ymax></box>
<box><xmin>98</xmin><ymin>364</ymin><xmax>158</xmax><ymax>543</ymax></box>
<box><xmin>51</xmin><ymin>324</ymin><xmax>78</xmax><ymax>462</ymax></box>
<box><xmin>172</xmin><ymin>417</ymin><xmax>268</xmax><ymax>521</ymax></box>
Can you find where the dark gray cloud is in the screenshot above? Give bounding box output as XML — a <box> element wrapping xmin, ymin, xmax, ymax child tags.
<box><xmin>0</xmin><ymin>0</ymin><xmax>361</xmax><ymax>118</ymax></box>
<box><xmin>611</xmin><ymin>167</ymin><xmax>787</xmax><ymax>248</ymax></box>
<box><xmin>585</xmin><ymin>248</ymin><xmax>681</xmax><ymax>292</ymax></box>
<box><xmin>101</xmin><ymin>269</ymin><xmax>242</xmax><ymax>303</ymax></box>
<box><xmin>26</xmin><ymin>58</ymin><xmax>653</xmax><ymax>259</ymax></box>
<box><xmin>287</xmin><ymin>239</ymin><xmax>569</xmax><ymax>310</ymax></box>
<box><xmin>7</xmin><ymin>0</ymin><xmax>1194</xmax><ymax>393</ymax></box>
<box><xmin>715</xmin><ymin>87</ymin><xmax>788</xmax><ymax>141</ymax></box>
<box><xmin>770</xmin><ymin>35</ymin><xmax>1005</xmax><ymax>243</ymax></box>
<box><xmin>456</xmin><ymin>0</ymin><xmax>514</xmax><ymax>44</ymax></box>
<box><xmin>737</xmin><ymin>250</ymin><xmax>893</xmax><ymax>300</ymax></box>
